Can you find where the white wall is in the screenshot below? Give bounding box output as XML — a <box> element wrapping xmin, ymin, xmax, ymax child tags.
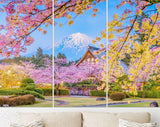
<box><xmin>0</xmin><ymin>108</ymin><xmax>160</xmax><ymax>127</ymax></box>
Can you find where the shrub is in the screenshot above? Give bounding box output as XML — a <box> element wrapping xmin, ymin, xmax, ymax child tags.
<box><xmin>124</xmin><ymin>92</ymin><xmax>134</xmax><ymax>98</ymax></box>
<box><xmin>22</xmin><ymin>95</ymin><xmax>35</xmax><ymax>105</ymax></box>
<box><xmin>110</xmin><ymin>92</ymin><xmax>126</xmax><ymax>101</ymax></box>
<box><xmin>137</xmin><ymin>91</ymin><xmax>143</xmax><ymax>98</ymax></box>
<box><xmin>0</xmin><ymin>89</ymin><xmax>45</xmax><ymax>100</ymax></box>
<box><xmin>40</xmin><ymin>88</ymin><xmax>52</xmax><ymax>96</ymax></box>
<box><xmin>136</xmin><ymin>90</ymin><xmax>160</xmax><ymax>98</ymax></box>
<box><xmin>90</xmin><ymin>90</ymin><xmax>106</xmax><ymax>97</ymax></box>
<box><xmin>3</xmin><ymin>97</ymin><xmax>10</xmax><ymax>104</ymax></box>
<box><xmin>16</xmin><ymin>97</ymin><xmax>25</xmax><ymax>105</ymax></box>
<box><xmin>54</xmin><ymin>89</ymin><xmax>69</xmax><ymax>95</ymax></box>
<box><xmin>22</xmin><ymin>78</ymin><xmax>35</xmax><ymax>84</ymax></box>
<box><xmin>59</xmin><ymin>89</ymin><xmax>69</xmax><ymax>95</ymax></box>
<box><xmin>20</xmin><ymin>78</ymin><xmax>36</xmax><ymax>91</ymax></box>
<box><xmin>145</xmin><ymin>90</ymin><xmax>160</xmax><ymax>98</ymax></box>
<box><xmin>34</xmin><ymin>89</ymin><xmax>43</xmax><ymax>95</ymax></box>
<box><xmin>26</xmin><ymin>84</ymin><xmax>36</xmax><ymax>90</ymax></box>
<box><xmin>20</xmin><ymin>83</ymin><xmax>36</xmax><ymax>91</ymax></box>
<box><xmin>0</xmin><ymin>95</ymin><xmax>36</xmax><ymax>107</ymax></box>
<box><xmin>23</xmin><ymin>90</ymin><xmax>45</xmax><ymax>100</ymax></box>
<box><xmin>108</xmin><ymin>91</ymin><xmax>113</xmax><ymax>97</ymax></box>
<box><xmin>0</xmin><ymin>98</ymin><xmax>4</xmax><ymax>106</ymax></box>
<box><xmin>9</xmin><ymin>95</ymin><xmax>35</xmax><ymax>106</ymax></box>
<box><xmin>20</xmin><ymin>83</ymin><xmax>28</xmax><ymax>89</ymax></box>
<box><xmin>0</xmin><ymin>89</ymin><xmax>23</xmax><ymax>95</ymax></box>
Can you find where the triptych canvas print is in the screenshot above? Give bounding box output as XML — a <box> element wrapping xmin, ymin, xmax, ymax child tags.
<box><xmin>0</xmin><ymin>0</ymin><xmax>159</xmax><ymax>108</ymax></box>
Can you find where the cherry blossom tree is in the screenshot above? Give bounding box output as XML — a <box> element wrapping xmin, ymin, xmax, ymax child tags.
<box><xmin>54</xmin><ymin>58</ymin><xmax>105</xmax><ymax>95</ymax></box>
<box><xmin>0</xmin><ymin>0</ymin><xmax>105</xmax><ymax>57</ymax></box>
<box><xmin>20</xmin><ymin>58</ymin><xmax>52</xmax><ymax>84</ymax></box>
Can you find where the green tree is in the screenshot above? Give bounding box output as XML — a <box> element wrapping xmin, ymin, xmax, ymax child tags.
<box><xmin>57</xmin><ymin>53</ymin><xmax>66</xmax><ymax>59</ymax></box>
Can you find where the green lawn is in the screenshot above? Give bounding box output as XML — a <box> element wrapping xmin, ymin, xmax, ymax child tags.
<box><xmin>109</xmin><ymin>102</ymin><xmax>160</xmax><ymax>107</ymax></box>
<box><xmin>108</xmin><ymin>97</ymin><xmax>160</xmax><ymax>103</ymax></box>
<box><xmin>108</xmin><ymin>97</ymin><xmax>160</xmax><ymax>107</ymax></box>
<box><xmin>54</xmin><ymin>96</ymin><xmax>106</xmax><ymax>107</ymax></box>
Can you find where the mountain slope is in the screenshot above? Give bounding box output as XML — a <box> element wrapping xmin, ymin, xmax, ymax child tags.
<box><xmin>54</xmin><ymin>33</ymin><xmax>102</xmax><ymax>61</ymax></box>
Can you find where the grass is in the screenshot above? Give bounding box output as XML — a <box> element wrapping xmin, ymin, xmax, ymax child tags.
<box><xmin>108</xmin><ymin>97</ymin><xmax>160</xmax><ymax>103</ymax></box>
<box><xmin>18</xmin><ymin>100</ymin><xmax>52</xmax><ymax>107</ymax></box>
<box><xmin>108</xmin><ymin>97</ymin><xmax>160</xmax><ymax>107</ymax></box>
<box><xmin>109</xmin><ymin>102</ymin><xmax>160</xmax><ymax>107</ymax></box>
<box><xmin>54</xmin><ymin>96</ymin><xmax>106</xmax><ymax>107</ymax></box>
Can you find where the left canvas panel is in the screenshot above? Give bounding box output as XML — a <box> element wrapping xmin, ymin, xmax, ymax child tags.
<box><xmin>0</xmin><ymin>1</ymin><xmax>53</xmax><ymax>107</ymax></box>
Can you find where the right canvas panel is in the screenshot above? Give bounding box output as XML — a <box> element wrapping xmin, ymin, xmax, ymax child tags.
<box><xmin>108</xmin><ymin>0</ymin><xmax>160</xmax><ymax>107</ymax></box>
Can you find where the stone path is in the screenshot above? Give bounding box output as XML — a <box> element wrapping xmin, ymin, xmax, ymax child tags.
<box><xmin>54</xmin><ymin>100</ymin><xmax>69</xmax><ymax>106</ymax></box>
<box><xmin>78</xmin><ymin>104</ymin><xmax>106</xmax><ymax>107</ymax></box>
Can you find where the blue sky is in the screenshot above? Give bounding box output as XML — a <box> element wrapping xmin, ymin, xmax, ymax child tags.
<box><xmin>54</xmin><ymin>1</ymin><xmax>106</xmax><ymax>60</ymax></box>
<box><xmin>108</xmin><ymin>0</ymin><xmax>157</xmax><ymax>44</ymax></box>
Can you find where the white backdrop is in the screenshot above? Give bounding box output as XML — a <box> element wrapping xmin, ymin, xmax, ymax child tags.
<box><xmin>0</xmin><ymin>108</ymin><xmax>160</xmax><ymax>127</ymax></box>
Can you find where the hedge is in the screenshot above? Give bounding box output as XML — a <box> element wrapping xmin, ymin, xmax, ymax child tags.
<box><xmin>0</xmin><ymin>94</ymin><xmax>35</xmax><ymax>107</ymax></box>
<box><xmin>54</xmin><ymin>89</ymin><xmax>69</xmax><ymax>95</ymax></box>
<box><xmin>110</xmin><ymin>92</ymin><xmax>126</xmax><ymax>101</ymax></box>
<box><xmin>59</xmin><ymin>89</ymin><xmax>69</xmax><ymax>95</ymax></box>
<box><xmin>0</xmin><ymin>89</ymin><xmax>45</xmax><ymax>99</ymax></box>
<box><xmin>136</xmin><ymin>91</ymin><xmax>160</xmax><ymax>98</ymax></box>
<box><xmin>137</xmin><ymin>91</ymin><xmax>143</xmax><ymax>98</ymax></box>
<box><xmin>90</xmin><ymin>90</ymin><xmax>106</xmax><ymax>97</ymax></box>
<box><xmin>40</xmin><ymin>88</ymin><xmax>52</xmax><ymax>96</ymax></box>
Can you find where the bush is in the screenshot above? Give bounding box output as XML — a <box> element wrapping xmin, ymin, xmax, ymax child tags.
<box><xmin>40</xmin><ymin>88</ymin><xmax>52</xmax><ymax>96</ymax></box>
<box><xmin>20</xmin><ymin>83</ymin><xmax>36</xmax><ymax>91</ymax></box>
<box><xmin>0</xmin><ymin>89</ymin><xmax>23</xmax><ymax>95</ymax></box>
<box><xmin>22</xmin><ymin>78</ymin><xmax>35</xmax><ymax>84</ymax></box>
<box><xmin>124</xmin><ymin>92</ymin><xmax>134</xmax><ymax>98</ymax></box>
<box><xmin>23</xmin><ymin>90</ymin><xmax>45</xmax><ymax>100</ymax></box>
<box><xmin>0</xmin><ymin>98</ymin><xmax>4</xmax><ymax>106</ymax></box>
<box><xmin>90</xmin><ymin>90</ymin><xmax>106</xmax><ymax>97</ymax></box>
<box><xmin>110</xmin><ymin>92</ymin><xmax>126</xmax><ymax>101</ymax></box>
<box><xmin>108</xmin><ymin>91</ymin><xmax>113</xmax><ymax>97</ymax></box>
<box><xmin>145</xmin><ymin>90</ymin><xmax>160</xmax><ymax>98</ymax></box>
<box><xmin>136</xmin><ymin>90</ymin><xmax>160</xmax><ymax>98</ymax></box>
<box><xmin>34</xmin><ymin>89</ymin><xmax>43</xmax><ymax>95</ymax></box>
<box><xmin>9</xmin><ymin>95</ymin><xmax>35</xmax><ymax>106</ymax></box>
<box><xmin>3</xmin><ymin>97</ymin><xmax>10</xmax><ymax>104</ymax></box>
<box><xmin>22</xmin><ymin>95</ymin><xmax>35</xmax><ymax>105</ymax></box>
<box><xmin>9</xmin><ymin>97</ymin><xmax>19</xmax><ymax>106</ymax></box>
<box><xmin>20</xmin><ymin>78</ymin><xmax>36</xmax><ymax>91</ymax></box>
<box><xmin>137</xmin><ymin>91</ymin><xmax>143</xmax><ymax>98</ymax></box>
<box><xmin>26</xmin><ymin>84</ymin><xmax>36</xmax><ymax>91</ymax></box>
<box><xmin>59</xmin><ymin>89</ymin><xmax>69</xmax><ymax>95</ymax></box>
<box><xmin>54</xmin><ymin>89</ymin><xmax>69</xmax><ymax>95</ymax></box>
<box><xmin>0</xmin><ymin>89</ymin><xmax>45</xmax><ymax>100</ymax></box>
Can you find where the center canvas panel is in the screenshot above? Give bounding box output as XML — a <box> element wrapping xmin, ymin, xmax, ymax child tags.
<box><xmin>54</xmin><ymin>0</ymin><xmax>106</xmax><ymax>107</ymax></box>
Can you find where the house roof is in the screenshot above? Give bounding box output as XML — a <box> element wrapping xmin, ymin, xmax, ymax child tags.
<box><xmin>88</xmin><ymin>45</ymin><xmax>106</xmax><ymax>60</ymax></box>
<box><xmin>119</xmin><ymin>60</ymin><xmax>128</xmax><ymax>74</ymax></box>
<box><xmin>76</xmin><ymin>45</ymin><xmax>106</xmax><ymax>66</ymax></box>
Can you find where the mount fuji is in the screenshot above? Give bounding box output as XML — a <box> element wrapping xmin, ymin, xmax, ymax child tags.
<box><xmin>54</xmin><ymin>33</ymin><xmax>103</xmax><ymax>61</ymax></box>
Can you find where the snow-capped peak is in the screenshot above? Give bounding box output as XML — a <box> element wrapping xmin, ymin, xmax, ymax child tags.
<box><xmin>55</xmin><ymin>33</ymin><xmax>98</xmax><ymax>50</ymax></box>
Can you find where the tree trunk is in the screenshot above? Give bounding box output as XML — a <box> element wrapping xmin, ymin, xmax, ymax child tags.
<box><xmin>55</xmin><ymin>84</ymin><xmax>60</xmax><ymax>96</ymax></box>
<box><xmin>143</xmin><ymin>91</ymin><xmax>145</xmax><ymax>98</ymax></box>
